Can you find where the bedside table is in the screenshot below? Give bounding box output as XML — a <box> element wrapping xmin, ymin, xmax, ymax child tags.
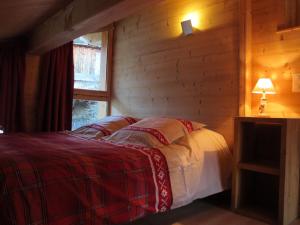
<box><xmin>232</xmin><ymin>117</ymin><xmax>300</xmax><ymax>225</ymax></box>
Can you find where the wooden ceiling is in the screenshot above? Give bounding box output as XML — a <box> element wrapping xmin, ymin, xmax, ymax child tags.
<box><xmin>0</xmin><ymin>0</ymin><xmax>73</xmax><ymax>40</ymax></box>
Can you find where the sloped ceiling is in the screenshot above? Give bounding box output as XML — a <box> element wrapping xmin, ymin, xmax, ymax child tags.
<box><xmin>0</xmin><ymin>0</ymin><xmax>73</xmax><ymax>39</ymax></box>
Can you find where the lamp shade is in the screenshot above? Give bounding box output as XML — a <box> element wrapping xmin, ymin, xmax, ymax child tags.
<box><xmin>252</xmin><ymin>78</ymin><xmax>276</xmax><ymax>94</ymax></box>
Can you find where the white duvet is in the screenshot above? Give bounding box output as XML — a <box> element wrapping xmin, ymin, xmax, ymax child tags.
<box><xmin>105</xmin><ymin>127</ymin><xmax>232</xmax><ymax>209</ymax></box>
<box><xmin>159</xmin><ymin>128</ymin><xmax>232</xmax><ymax>208</ymax></box>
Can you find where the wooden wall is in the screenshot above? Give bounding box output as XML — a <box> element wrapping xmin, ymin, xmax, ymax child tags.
<box><xmin>111</xmin><ymin>0</ymin><xmax>240</xmax><ymax>147</ymax></box>
<box><xmin>251</xmin><ymin>0</ymin><xmax>300</xmax><ymax>117</ymax></box>
<box><xmin>24</xmin><ymin>54</ymin><xmax>40</xmax><ymax>132</ymax></box>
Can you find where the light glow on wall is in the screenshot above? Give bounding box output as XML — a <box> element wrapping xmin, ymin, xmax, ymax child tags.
<box><xmin>182</xmin><ymin>12</ymin><xmax>201</xmax><ymax>29</ymax></box>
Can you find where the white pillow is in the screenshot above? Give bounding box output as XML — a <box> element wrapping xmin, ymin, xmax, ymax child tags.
<box><xmin>104</xmin><ymin>117</ymin><xmax>206</xmax><ymax>148</ymax></box>
<box><xmin>70</xmin><ymin>116</ymin><xmax>138</xmax><ymax>139</ymax></box>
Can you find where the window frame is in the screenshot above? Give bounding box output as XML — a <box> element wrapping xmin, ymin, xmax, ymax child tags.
<box><xmin>73</xmin><ymin>27</ymin><xmax>114</xmax><ymax>116</ymax></box>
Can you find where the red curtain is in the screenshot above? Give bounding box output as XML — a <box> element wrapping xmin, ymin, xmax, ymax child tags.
<box><xmin>38</xmin><ymin>42</ymin><xmax>74</xmax><ymax>132</ymax></box>
<box><xmin>0</xmin><ymin>40</ymin><xmax>26</xmax><ymax>133</ymax></box>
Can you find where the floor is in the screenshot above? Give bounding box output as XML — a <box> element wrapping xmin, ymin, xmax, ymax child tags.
<box><xmin>126</xmin><ymin>197</ymin><xmax>300</xmax><ymax>225</ymax></box>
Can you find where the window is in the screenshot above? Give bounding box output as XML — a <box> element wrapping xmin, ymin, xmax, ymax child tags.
<box><xmin>72</xmin><ymin>31</ymin><xmax>112</xmax><ymax>130</ymax></box>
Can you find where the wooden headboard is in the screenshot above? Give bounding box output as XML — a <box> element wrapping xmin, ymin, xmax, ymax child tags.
<box><xmin>111</xmin><ymin>0</ymin><xmax>239</xmax><ymax>149</ymax></box>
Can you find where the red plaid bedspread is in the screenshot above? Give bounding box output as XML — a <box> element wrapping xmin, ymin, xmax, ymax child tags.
<box><xmin>0</xmin><ymin>133</ymin><xmax>172</xmax><ymax>225</ymax></box>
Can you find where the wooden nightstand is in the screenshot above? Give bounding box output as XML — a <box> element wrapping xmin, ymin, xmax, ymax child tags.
<box><xmin>232</xmin><ymin>117</ymin><xmax>300</xmax><ymax>225</ymax></box>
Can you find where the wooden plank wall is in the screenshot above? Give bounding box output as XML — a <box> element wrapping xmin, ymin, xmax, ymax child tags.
<box><xmin>111</xmin><ymin>0</ymin><xmax>240</xmax><ymax>147</ymax></box>
<box><xmin>251</xmin><ymin>0</ymin><xmax>300</xmax><ymax>117</ymax></box>
<box><xmin>239</xmin><ymin>0</ymin><xmax>252</xmax><ymax>116</ymax></box>
<box><xmin>23</xmin><ymin>55</ymin><xmax>40</xmax><ymax>132</ymax></box>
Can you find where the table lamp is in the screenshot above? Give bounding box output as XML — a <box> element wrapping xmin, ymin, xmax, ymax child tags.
<box><xmin>252</xmin><ymin>78</ymin><xmax>276</xmax><ymax>115</ymax></box>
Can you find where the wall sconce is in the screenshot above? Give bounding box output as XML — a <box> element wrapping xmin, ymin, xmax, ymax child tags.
<box><xmin>252</xmin><ymin>78</ymin><xmax>276</xmax><ymax>115</ymax></box>
<box><xmin>181</xmin><ymin>12</ymin><xmax>201</xmax><ymax>35</ymax></box>
<box><xmin>0</xmin><ymin>125</ymin><xmax>4</xmax><ymax>134</ymax></box>
<box><xmin>181</xmin><ymin>20</ymin><xmax>193</xmax><ymax>35</ymax></box>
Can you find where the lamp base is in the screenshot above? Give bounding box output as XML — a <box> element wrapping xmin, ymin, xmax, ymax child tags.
<box><xmin>258</xmin><ymin>95</ymin><xmax>268</xmax><ymax>115</ymax></box>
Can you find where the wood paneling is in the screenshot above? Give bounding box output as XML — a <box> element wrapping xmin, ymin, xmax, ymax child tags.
<box><xmin>111</xmin><ymin>0</ymin><xmax>240</xmax><ymax>147</ymax></box>
<box><xmin>239</xmin><ymin>0</ymin><xmax>252</xmax><ymax>116</ymax></box>
<box><xmin>251</xmin><ymin>0</ymin><xmax>300</xmax><ymax>117</ymax></box>
<box><xmin>23</xmin><ymin>54</ymin><xmax>40</xmax><ymax>132</ymax></box>
<box><xmin>278</xmin><ymin>0</ymin><xmax>300</xmax><ymax>30</ymax></box>
<box><xmin>28</xmin><ymin>0</ymin><xmax>162</xmax><ymax>54</ymax></box>
<box><xmin>0</xmin><ymin>0</ymin><xmax>72</xmax><ymax>39</ymax></box>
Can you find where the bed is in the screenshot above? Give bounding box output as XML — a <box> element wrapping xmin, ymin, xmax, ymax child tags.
<box><xmin>0</xmin><ymin>116</ymin><xmax>232</xmax><ymax>225</ymax></box>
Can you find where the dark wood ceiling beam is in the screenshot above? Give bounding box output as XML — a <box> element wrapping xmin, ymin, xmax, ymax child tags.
<box><xmin>28</xmin><ymin>0</ymin><xmax>161</xmax><ymax>54</ymax></box>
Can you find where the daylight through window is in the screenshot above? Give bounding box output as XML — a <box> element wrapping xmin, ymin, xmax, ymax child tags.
<box><xmin>72</xmin><ymin>31</ymin><xmax>110</xmax><ymax>130</ymax></box>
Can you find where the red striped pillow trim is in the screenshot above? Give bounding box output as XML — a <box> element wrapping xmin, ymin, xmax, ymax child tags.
<box><xmin>87</xmin><ymin>124</ymin><xmax>111</xmax><ymax>136</ymax></box>
<box><xmin>122</xmin><ymin>116</ymin><xmax>137</xmax><ymax>125</ymax></box>
<box><xmin>124</xmin><ymin>126</ymin><xmax>170</xmax><ymax>145</ymax></box>
<box><xmin>176</xmin><ymin>119</ymin><xmax>194</xmax><ymax>133</ymax></box>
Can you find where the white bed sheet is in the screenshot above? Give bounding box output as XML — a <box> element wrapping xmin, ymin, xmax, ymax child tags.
<box><xmin>159</xmin><ymin>128</ymin><xmax>232</xmax><ymax>209</ymax></box>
